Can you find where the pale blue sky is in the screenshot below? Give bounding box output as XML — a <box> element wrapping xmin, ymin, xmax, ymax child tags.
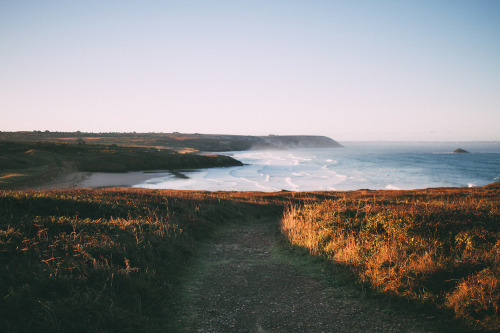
<box><xmin>1</xmin><ymin>0</ymin><xmax>499</xmax><ymax>140</ymax></box>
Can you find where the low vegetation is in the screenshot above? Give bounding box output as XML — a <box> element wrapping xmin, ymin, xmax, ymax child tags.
<box><xmin>280</xmin><ymin>184</ymin><xmax>500</xmax><ymax>330</ymax></box>
<box><xmin>1</xmin><ymin>184</ymin><xmax>498</xmax><ymax>331</ymax></box>
<box><xmin>0</xmin><ymin>188</ymin><xmax>281</xmax><ymax>332</ymax></box>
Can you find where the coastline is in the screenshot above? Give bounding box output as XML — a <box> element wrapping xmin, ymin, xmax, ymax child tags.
<box><xmin>3</xmin><ymin>140</ymin><xmax>498</xmax><ymax>192</ymax></box>
<box><xmin>33</xmin><ymin>171</ymin><xmax>165</xmax><ymax>190</ymax></box>
<box><xmin>31</xmin><ymin>170</ymin><xmax>500</xmax><ymax>192</ymax></box>
<box><xmin>20</xmin><ymin>143</ymin><xmax>500</xmax><ymax>192</ymax></box>
<box><xmin>33</xmin><ymin>171</ymin><xmax>91</xmax><ymax>190</ymax></box>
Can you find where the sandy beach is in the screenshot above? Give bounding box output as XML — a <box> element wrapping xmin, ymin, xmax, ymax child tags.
<box><xmin>34</xmin><ymin>171</ymin><xmax>163</xmax><ymax>190</ymax></box>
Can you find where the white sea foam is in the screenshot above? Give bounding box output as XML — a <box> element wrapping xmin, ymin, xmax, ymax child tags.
<box><xmin>288</xmin><ymin>153</ymin><xmax>312</xmax><ymax>161</ymax></box>
<box><xmin>240</xmin><ymin>176</ymin><xmax>278</xmax><ymax>191</ymax></box>
<box><xmin>132</xmin><ymin>144</ymin><xmax>500</xmax><ymax>191</ymax></box>
<box><xmin>285</xmin><ymin>177</ymin><xmax>300</xmax><ymax>190</ymax></box>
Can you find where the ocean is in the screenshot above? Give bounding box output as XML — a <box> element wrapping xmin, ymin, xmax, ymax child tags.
<box><xmin>133</xmin><ymin>142</ymin><xmax>500</xmax><ymax>192</ymax></box>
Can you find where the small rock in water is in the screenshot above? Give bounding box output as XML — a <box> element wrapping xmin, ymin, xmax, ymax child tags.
<box><xmin>453</xmin><ymin>148</ymin><xmax>469</xmax><ymax>153</ymax></box>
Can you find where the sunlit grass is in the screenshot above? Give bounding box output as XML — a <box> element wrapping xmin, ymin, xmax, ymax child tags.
<box><xmin>0</xmin><ymin>173</ymin><xmax>27</xmax><ymax>182</ymax></box>
<box><xmin>280</xmin><ymin>185</ymin><xmax>500</xmax><ymax>330</ymax></box>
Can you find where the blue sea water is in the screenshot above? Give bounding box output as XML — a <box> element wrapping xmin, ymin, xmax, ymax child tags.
<box><xmin>134</xmin><ymin>142</ymin><xmax>500</xmax><ymax>191</ymax></box>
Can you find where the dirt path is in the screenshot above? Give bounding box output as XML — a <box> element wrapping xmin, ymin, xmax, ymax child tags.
<box><xmin>178</xmin><ymin>218</ymin><xmax>452</xmax><ymax>332</ymax></box>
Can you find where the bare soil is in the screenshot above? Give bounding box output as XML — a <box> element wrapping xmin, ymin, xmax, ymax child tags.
<box><xmin>178</xmin><ymin>217</ymin><xmax>457</xmax><ymax>332</ymax></box>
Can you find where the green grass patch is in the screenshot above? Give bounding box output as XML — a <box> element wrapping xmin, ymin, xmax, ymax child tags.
<box><xmin>0</xmin><ymin>188</ymin><xmax>278</xmax><ymax>332</ymax></box>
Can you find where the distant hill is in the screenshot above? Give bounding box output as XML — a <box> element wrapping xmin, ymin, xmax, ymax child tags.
<box><xmin>0</xmin><ymin>132</ymin><xmax>343</xmax><ymax>152</ymax></box>
<box><xmin>260</xmin><ymin>135</ymin><xmax>343</xmax><ymax>149</ymax></box>
<box><xmin>0</xmin><ymin>140</ymin><xmax>243</xmax><ymax>189</ymax></box>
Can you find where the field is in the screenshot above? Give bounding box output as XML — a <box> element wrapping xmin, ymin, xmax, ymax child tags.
<box><xmin>0</xmin><ymin>185</ymin><xmax>499</xmax><ymax>331</ymax></box>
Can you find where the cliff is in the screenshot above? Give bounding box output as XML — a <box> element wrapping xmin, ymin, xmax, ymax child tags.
<box><xmin>165</xmin><ymin>134</ymin><xmax>343</xmax><ymax>151</ymax></box>
<box><xmin>258</xmin><ymin>135</ymin><xmax>343</xmax><ymax>149</ymax></box>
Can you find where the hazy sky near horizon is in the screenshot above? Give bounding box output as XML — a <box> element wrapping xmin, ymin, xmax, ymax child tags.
<box><xmin>1</xmin><ymin>1</ymin><xmax>499</xmax><ymax>141</ymax></box>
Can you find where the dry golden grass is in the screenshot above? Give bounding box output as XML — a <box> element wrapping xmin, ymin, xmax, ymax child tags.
<box><xmin>0</xmin><ymin>173</ymin><xmax>26</xmax><ymax>180</ymax></box>
<box><xmin>280</xmin><ymin>184</ymin><xmax>500</xmax><ymax>330</ymax></box>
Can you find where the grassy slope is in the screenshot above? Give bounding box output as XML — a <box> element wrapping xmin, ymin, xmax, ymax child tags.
<box><xmin>0</xmin><ymin>189</ymin><xmax>281</xmax><ymax>332</ymax></box>
<box><xmin>1</xmin><ymin>185</ymin><xmax>499</xmax><ymax>331</ymax></box>
<box><xmin>0</xmin><ymin>141</ymin><xmax>242</xmax><ymax>189</ymax></box>
<box><xmin>281</xmin><ymin>184</ymin><xmax>500</xmax><ymax>330</ymax></box>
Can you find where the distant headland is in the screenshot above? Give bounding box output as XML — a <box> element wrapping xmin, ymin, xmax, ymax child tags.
<box><xmin>0</xmin><ymin>131</ymin><xmax>343</xmax><ymax>152</ymax></box>
<box><xmin>0</xmin><ymin>131</ymin><xmax>342</xmax><ymax>189</ymax></box>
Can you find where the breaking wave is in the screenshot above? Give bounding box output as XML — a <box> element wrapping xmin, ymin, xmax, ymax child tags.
<box><xmin>134</xmin><ymin>143</ymin><xmax>500</xmax><ymax>191</ymax></box>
